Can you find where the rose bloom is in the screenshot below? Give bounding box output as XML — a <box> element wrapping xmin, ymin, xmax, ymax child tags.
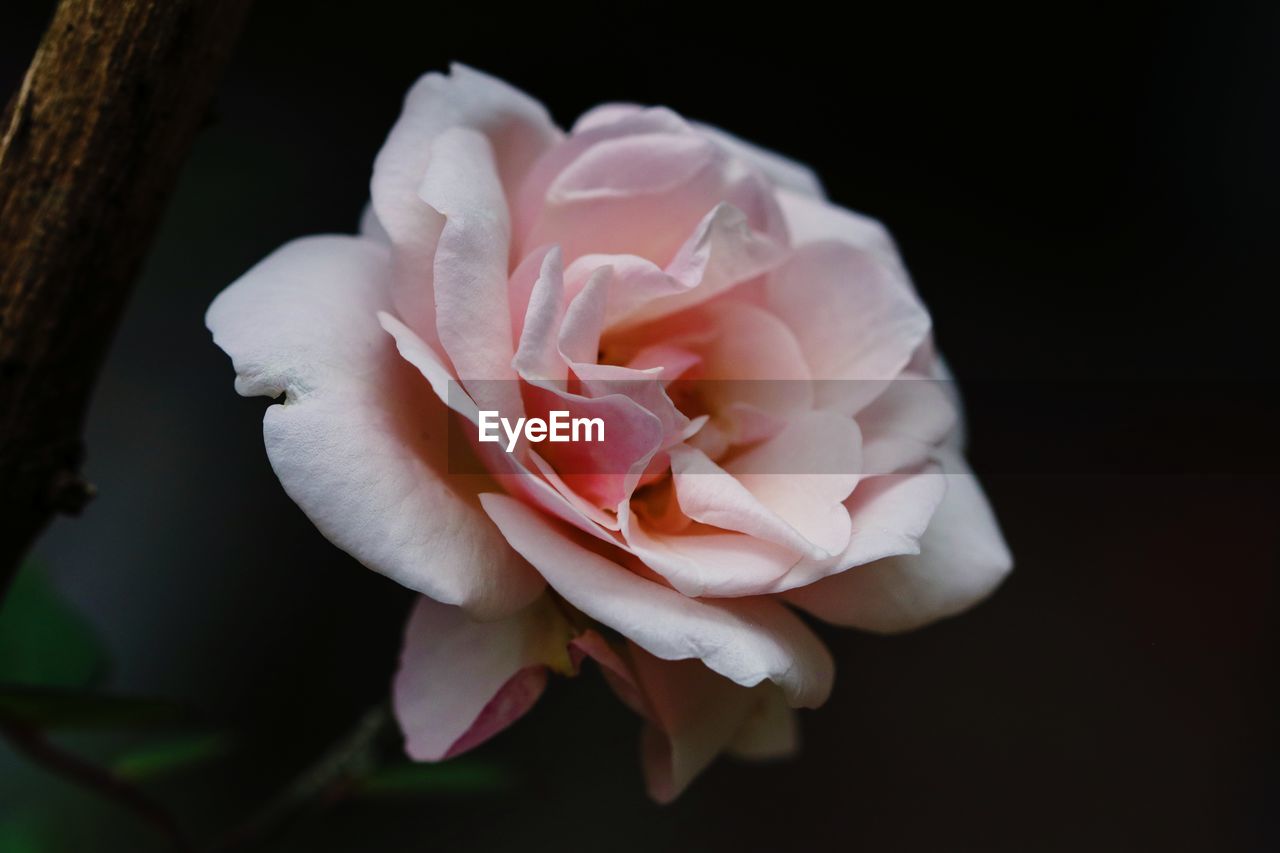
<box><xmin>208</xmin><ymin>65</ymin><xmax>1011</xmax><ymax>801</ymax></box>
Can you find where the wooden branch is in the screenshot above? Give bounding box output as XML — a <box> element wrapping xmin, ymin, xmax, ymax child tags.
<box><xmin>0</xmin><ymin>0</ymin><xmax>254</xmax><ymax>595</ymax></box>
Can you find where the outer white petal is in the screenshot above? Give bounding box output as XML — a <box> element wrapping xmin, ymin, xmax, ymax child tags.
<box><xmin>783</xmin><ymin>449</ymin><xmax>1012</xmax><ymax>632</ymax></box>
<box><xmin>777</xmin><ymin>187</ymin><xmax>899</xmax><ymax>263</ymax></box>
<box><xmin>206</xmin><ymin>235</ymin><xmax>542</xmax><ymax>619</ymax></box>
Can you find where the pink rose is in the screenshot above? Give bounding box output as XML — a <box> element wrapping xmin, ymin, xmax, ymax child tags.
<box><xmin>207</xmin><ymin>65</ymin><xmax>1011</xmax><ymax>801</ymax></box>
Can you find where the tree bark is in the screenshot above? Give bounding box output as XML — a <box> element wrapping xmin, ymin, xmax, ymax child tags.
<box><xmin>0</xmin><ymin>0</ymin><xmax>254</xmax><ymax>595</ymax></box>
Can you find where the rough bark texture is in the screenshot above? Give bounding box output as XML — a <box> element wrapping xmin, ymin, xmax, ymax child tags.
<box><xmin>0</xmin><ymin>0</ymin><xmax>254</xmax><ymax>595</ymax></box>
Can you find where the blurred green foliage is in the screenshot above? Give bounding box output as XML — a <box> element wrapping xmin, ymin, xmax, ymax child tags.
<box><xmin>112</xmin><ymin>733</ymin><xmax>231</xmax><ymax>781</ymax></box>
<box><xmin>0</xmin><ymin>561</ymin><xmax>104</xmax><ymax>688</ymax></box>
<box><xmin>355</xmin><ymin>759</ymin><xmax>515</xmax><ymax>797</ymax></box>
<box><xmin>0</xmin><ymin>687</ymin><xmax>189</xmax><ymax>732</ymax></box>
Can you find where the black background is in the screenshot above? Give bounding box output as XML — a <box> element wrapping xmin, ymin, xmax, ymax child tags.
<box><xmin>1</xmin><ymin>1</ymin><xmax>1276</xmax><ymax>850</ymax></box>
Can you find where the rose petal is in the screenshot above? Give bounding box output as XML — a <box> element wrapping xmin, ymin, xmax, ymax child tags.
<box><xmin>691</xmin><ymin>300</ymin><xmax>814</xmax><ymax>444</ymax></box>
<box><xmin>619</xmin><ymin>500</ymin><xmax>800</xmax><ymax>597</ymax></box>
<box><xmin>523</xmin><ymin>115</ymin><xmax>785</xmax><ymax>267</ymax></box>
<box><xmin>564</xmin><ymin>204</ymin><xmax>786</xmax><ymax>332</ymax></box>
<box><xmin>631</xmin><ymin>648</ymin><xmax>771</xmax><ymax>803</ymax></box>
<box><xmin>694</xmin><ymin>122</ymin><xmax>825</xmax><ymax>198</ymax></box>
<box><xmin>481</xmin><ymin>493</ymin><xmax>834</xmax><ymax>707</ymax></box>
<box><xmin>776</xmin><ymin>186</ymin><xmax>899</xmax><ymax>262</ymax></box>
<box><xmin>766</xmin><ymin>466</ymin><xmax>948</xmax><ymax>592</ymax></box>
<box><xmin>526</xmin><ymin>131</ymin><xmax>723</xmax><ymax>264</ymax></box>
<box><xmin>393</xmin><ymin>596</ymin><xmax>573</xmax><ymax>761</ymax></box>
<box><xmin>666</xmin><ymin>442</ymin><xmax>842</xmax><ymax>562</ymax></box>
<box><xmin>516</xmin><ymin>106</ymin><xmax>691</xmax><ymax>244</ymax></box>
<box><xmin>379</xmin><ymin>311</ymin><xmax>625</xmax><ymax>544</ymax></box>
<box><xmin>372</xmin><ymin>64</ymin><xmax>560</xmax><ymax>345</ymax></box>
<box><xmin>858</xmin><ymin>375</ymin><xmax>958</xmax><ymax>475</ymax></box>
<box><xmin>574</xmin><ymin>633</ymin><xmax>796</xmax><ymax>803</ymax></box>
<box><xmin>720</xmin><ymin>411</ymin><xmax>863</xmax><ymax>555</ymax></box>
<box><xmin>419</xmin><ymin>126</ymin><xmax>524</xmax><ymax>418</ymax></box>
<box><xmin>206</xmin><ymin>236</ymin><xmax>543</xmax><ymax>618</ymax></box>
<box><xmin>782</xmin><ymin>449</ymin><xmax>1012</xmax><ymax>632</ymax></box>
<box><xmin>512</xmin><ymin>246</ymin><xmax>568</xmax><ymax>383</ymax></box>
<box><xmin>765</xmin><ymin>240</ymin><xmax>931</xmax><ymax>414</ymax></box>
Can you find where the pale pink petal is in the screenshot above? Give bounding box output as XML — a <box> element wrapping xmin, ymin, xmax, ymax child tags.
<box><xmin>858</xmin><ymin>375</ymin><xmax>958</xmax><ymax>475</ymax></box>
<box><xmin>372</xmin><ymin>64</ymin><xmax>560</xmax><ymax>345</ymax></box>
<box><xmin>765</xmin><ymin>240</ymin><xmax>931</xmax><ymax>414</ymax></box>
<box><xmin>569</xmin><ymin>102</ymin><xmax>687</xmax><ymax>135</ymax></box>
<box><xmin>564</xmin><ymin>106</ymin><xmax>794</xmax><ymax>243</ymax></box>
<box><xmin>625</xmin><ymin>344</ymin><xmax>702</xmax><ymax>381</ymax></box>
<box><xmin>564</xmin><ymin>204</ymin><xmax>786</xmax><ymax>332</ymax></box>
<box><xmin>576</xmin><ymin>633</ymin><xmax>798</xmax><ymax>802</ymax></box>
<box><xmin>519</xmin><ymin>105</ymin><xmax>788</xmax><ymax>254</ymax></box>
<box><xmin>481</xmin><ymin>493</ymin><xmax>833</xmax><ymax>707</ymax></box>
<box><xmin>507</xmin><ymin>243</ymin><xmax>557</xmax><ymax>347</ymax></box>
<box><xmin>721</xmin><ymin>411</ymin><xmax>863</xmax><ymax>555</ymax></box>
<box><xmin>516</xmin><ymin>106</ymin><xmax>691</xmax><ymax>243</ymax></box>
<box><xmin>512</xmin><ymin>247</ymin><xmax>568</xmax><ymax>383</ymax></box>
<box><xmin>373</xmin><ymin>64</ymin><xmax>559</xmax><ymax>230</ymax></box>
<box><xmin>631</xmin><ymin>648</ymin><xmax>771</xmax><ymax>803</ymax></box>
<box><xmin>393</xmin><ymin>596</ymin><xmax>572</xmax><ymax>761</ymax></box>
<box><xmin>557</xmin><ymin>266</ymin><xmax>611</xmax><ymax>366</ymax></box>
<box><xmin>693</xmin><ymin>122</ymin><xmax>825</xmax><ymax>198</ymax></box>
<box><xmin>783</xmin><ymin>449</ymin><xmax>1012</xmax><ymax>632</ymax></box>
<box><xmin>378</xmin><ymin>310</ymin><xmax>477</xmax><ymax>422</ymax></box>
<box><xmin>690</xmin><ymin>301</ymin><xmax>814</xmax><ymax>444</ymax></box>
<box><xmin>206</xmin><ymin>236</ymin><xmax>543</xmax><ymax>618</ymax></box>
<box><xmin>776</xmin><ymin>186</ymin><xmax>899</xmax><ymax>261</ymax></box>
<box><xmin>420</xmin><ymin>126</ymin><xmax>523</xmax><ymax>418</ymax></box>
<box><xmin>523</xmin><ymin>111</ymin><xmax>785</xmax><ymax>268</ymax></box>
<box><xmin>526</xmin><ymin>131</ymin><xmax>723</xmax><ymax>264</ymax></box>
<box><xmin>619</xmin><ymin>500</ymin><xmax>800</xmax><ymax>597</ymax></box>
<box><xmin>667</xmin><ymin>444</ymin><xmax>837</xmax><ymax>560</ymax></box>
<box><xmin>569</xmin><ymin>629</ymin><xmax>648</xmax><ymax>716</ymax></box>
<box><xmin>766</xmin><ymin>467</ymin><xmax>948</xmax><ymax>592</ymax></box>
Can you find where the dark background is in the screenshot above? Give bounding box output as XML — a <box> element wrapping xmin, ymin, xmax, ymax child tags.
<box><xmin>2</xmin><ymin>1</ymin><xmax>1276</xmax><ymax>850</ymax></box>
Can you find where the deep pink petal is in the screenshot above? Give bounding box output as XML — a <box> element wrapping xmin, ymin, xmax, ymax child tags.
<box><xmin>393</xmin><ymin>596</ymin><xmax>571</xmax><ymax>760</ymax></box>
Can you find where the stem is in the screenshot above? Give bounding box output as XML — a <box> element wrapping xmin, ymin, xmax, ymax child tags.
<box><xmin>210</xmin><ymin>704</ymin><xmax>395</xmax><ymax>851</ymax></box>
<box><xmin>0</xmin><ymin>712</ymin><xmax>192</xmax><ymax>851</ymax></box>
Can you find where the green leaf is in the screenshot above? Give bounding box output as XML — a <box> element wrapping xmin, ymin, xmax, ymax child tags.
<box><xmin>0</xmin><ymin>686</ymin><xmax>190</xmax><ymax>732</ymax></box>
<box><xmin>0</xmin><ymin>561</ymin><xmax>105</xmax><ymax>687</ymax></box>
<box><xmin>0</xmin><ymin>819</ymin><xmax>46</xmax><ymax>853</ymax></box>
<box><xmin>355</xmin><ymin>760</ymin><xmax>516</xmax><ymax>797</ymax></box>
<box><xmin>111</xmin><ymin>733</ymin><xmax>231</xmax><ymax>781</ymax></box>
